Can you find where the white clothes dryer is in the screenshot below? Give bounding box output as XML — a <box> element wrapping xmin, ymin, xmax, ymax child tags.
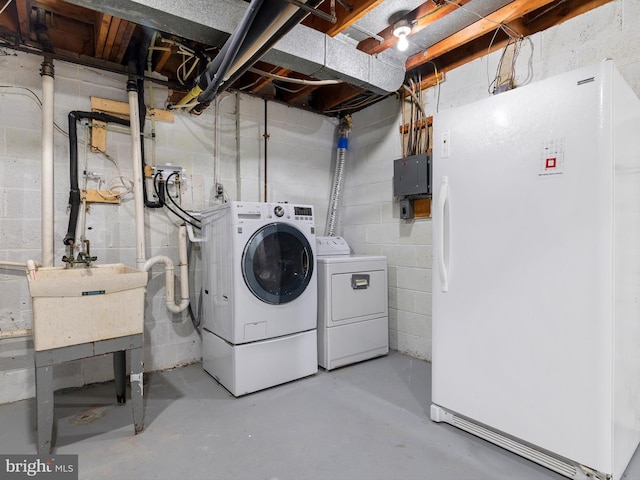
<box><xmin>200</xmin><ymin>202</ymin><xmax>318</xmax><ymax>396</ymax></box>
<box><xmin>316</xmin><ymin>236</ymin><xmax>389</xmax><ymax>370</ymax></box>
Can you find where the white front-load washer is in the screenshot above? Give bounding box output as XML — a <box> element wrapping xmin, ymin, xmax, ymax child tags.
<box><xmin>316</xmin><ymin>236</ymin><xmax>389</xmax><ymax>370</ymax></box>
<box><xmin>200</xmin><ymin>201</ymin><xmax>318</xmax><ymax>396</ymax></box>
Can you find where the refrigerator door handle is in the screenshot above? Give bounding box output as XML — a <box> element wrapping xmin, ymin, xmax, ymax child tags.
<box><xmin>438</xmin><ymin>177</ymin><xmax>449</xmax><ymax>292</ymax></box>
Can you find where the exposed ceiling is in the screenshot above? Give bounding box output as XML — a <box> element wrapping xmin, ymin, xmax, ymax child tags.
<box><xmin>0</xmin><ymin>0</ymin><xmax>612</xmax><ymax>116</ymax></box>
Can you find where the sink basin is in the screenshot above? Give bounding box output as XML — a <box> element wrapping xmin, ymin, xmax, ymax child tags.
<box><xmin>27</xmin><ymin>263</ymin><xmax>148</xmax><ymax>351</ymax></box>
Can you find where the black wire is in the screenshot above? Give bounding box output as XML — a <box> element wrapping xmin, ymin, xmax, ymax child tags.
<box><xmin>153</xmin><ymin>173</ymin><xmax>201</xmax><ymax>229</ymax></box>
<box><xmin>165</xmin><ymin>172</ymin><xmax>202</xmax><ymax>224</ymax></box>
<box><xmin>186</xmin><ymin>237</ymin><xmax>202</xmax><ymax>334</ymax></box>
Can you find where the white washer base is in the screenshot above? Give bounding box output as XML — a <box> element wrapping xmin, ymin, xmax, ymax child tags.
<box><xmin>203</xmin><ymin>329</ymin><xmax>318</xmax><ymax>397</ymax></box>
<box><xmin>318</xmin><ymin>316</ymin><xmax>388</xmax><ymax>371</ymax></box>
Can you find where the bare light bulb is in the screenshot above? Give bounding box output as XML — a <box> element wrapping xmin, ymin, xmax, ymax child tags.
<box><xmin>397</xmin><ymin>33</ymin><xmax>409</xmax><ymax>52</ymax></box>
<box><xmin>392</xmin><ymin>21</ymin><xmax>411</xmax><ymax>52</ymax></box>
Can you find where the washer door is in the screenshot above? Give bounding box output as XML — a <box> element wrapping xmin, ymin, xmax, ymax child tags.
<box><xmin>242</xmin><ymin>223</ymin><xmax>314</xmax><ymax>305</ymax></box>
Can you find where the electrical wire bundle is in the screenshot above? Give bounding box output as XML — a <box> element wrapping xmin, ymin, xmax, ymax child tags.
<box><xmin>402</xmin><ymin>74</ymin><xmax>429</xmax><ymax>157</ymax></box>
<box><xmin>152</xmin><ymin>171</ymin><xmax>201</xmax><ymax>229</ymax></box>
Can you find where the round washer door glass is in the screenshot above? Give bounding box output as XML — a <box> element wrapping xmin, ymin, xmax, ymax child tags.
<box><xmin>242</xmin><ymin>223</ymin><xmax>314</xmax><ymax>305</ymax></box>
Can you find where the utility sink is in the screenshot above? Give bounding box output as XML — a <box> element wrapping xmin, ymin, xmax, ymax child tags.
<box><xmin>27</xmin><ymin>263</ymin><xmax>148</xmax><ymax>351</ymax></box>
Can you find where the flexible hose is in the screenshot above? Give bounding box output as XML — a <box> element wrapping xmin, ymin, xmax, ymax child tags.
<box><xmin>325</xmin><ymin>115</ymin><xmax>352</xmax><ymax>236</ymax></box>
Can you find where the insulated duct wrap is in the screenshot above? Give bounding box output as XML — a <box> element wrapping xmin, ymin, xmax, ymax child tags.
<box><xmin>325</xmin><ymin>115</ymin><xmax>352</xmax><ymax>236</ymax></box>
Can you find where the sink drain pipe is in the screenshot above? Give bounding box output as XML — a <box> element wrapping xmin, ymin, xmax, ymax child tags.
<box><xmin>325</xmin><ymin>115</ymin><xmax>352</xmax><ymax>236</ymax></box>
<box><xmin>127</xmin><ymin>79</ymin><xmax>190</xmax><ymax>313</ymax></box>
<box><xmin>143</xmin><ymin>226</ymin><xmax>190</xmax><ymax>313</ymax></box>
<box><xmin>115</xmin><ymin>80</ymin><xmax>190</xmax><ymax>404</ymax></box>
<box><xmin>41</xmin><ymin>58</ymin><xmax>55</xmax><ymax>267</ymax></box>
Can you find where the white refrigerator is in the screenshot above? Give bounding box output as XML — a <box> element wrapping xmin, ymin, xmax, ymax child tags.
<box><xmin>431</xmin><ymin>60</ymin><xmax>640</xmax><ymax>480</ymax></box>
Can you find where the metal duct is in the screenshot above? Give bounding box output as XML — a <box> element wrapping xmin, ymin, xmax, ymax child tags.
<box><xmin>64</xmin><ymin>0</ymin><xmax>406</xmax><ymax>94</ymax></box>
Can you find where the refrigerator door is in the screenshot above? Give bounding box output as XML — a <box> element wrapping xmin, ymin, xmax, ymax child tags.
<box><xmin>432</xmin><ymin>63</ymin><xmax>615</xmax><ymax>473</ymax></box>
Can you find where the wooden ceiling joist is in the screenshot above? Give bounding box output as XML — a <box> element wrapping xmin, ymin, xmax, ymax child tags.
<box><xmin>519</xmin><ymin>0</ymin><xmax>614</xmax><ymax>34</ymax></box>
<box><xmin>406</xmin><ymin>0</ymin><xmax>561</xmax><ymax>71</ymax></box>
<box><xmin>95</xmin><ymin>13</ymin><xmax>111</xmax><ymax>59</ymax></box>
<box><xmin>94</xmin><ymin>12</ymin><xmax>134</xmax><ymax>63</ymax></box>
<box><xmin>302</xmin><ymin>0</ymin><xmax>384</xmax><ymax>37</ymax></box>
<box><xmin>154</xmin><ymin>48</ymin><xmax>173</xmax><ymax>73</ymax></box>
<box><xmin>102</xmin><ymin>16</ymin><xmax>122</xmax><ymax>61</ymax></box>
<box><xmin>280</xmin><ymin>85</ymin><xmax>319</xmax><ymax>104</ymax></box>
<box><xmin>315</xmin><ymin>83</ymin><xmax>365</xmax><ymax>112</ymax></box>
<box><xmin>249</xmin><ymin>67</ymin><xmax>293</xmax><ymax>94</ymax></box>
<box><xmin>32</xmin><ymin>0</ymin><xmax>96</xmax><ymax>24</ymax></box>
<box><xmin>113</xmin><ymin>21</ymin><xmax>135</xmax><ymax>64</ymax></box>
<box><xmin>15</xmin><ymin>0</ymin><xmax>32</xmax><ymax>41</ymax></box>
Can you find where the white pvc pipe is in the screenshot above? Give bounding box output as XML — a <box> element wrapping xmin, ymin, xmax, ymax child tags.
<box><xmin>41</xmin><ymin>63</ymin><xmax>55</xmax><ymax>267</ymax></box>
<box><xmin>27</xmin><ymin>259</ymin><xmax>38</xmax><ymax>280</ymax></box>
<box><xmin>176</xmin><ymin>225</ymin><xmax>189</xmax><ymax>312</ymax></box>
<box><xmin>0</xmin><ymin>329</ymin><xmax>33</xmax><ymax>339</ymax></box>
<box><xmin>0</xmin><ymin>260</ymin><xmax>39</xmax><ymax>280</ymax></box>
<box><xmin>128</xmin><ymin>85</ymin><xmax>147</xmax><ymax>270</ymax></box>
<box><xmin>0</xmin><ymin>260</ymin><xmax>28</xmax><ymax>267</ymax></box>
<box><xmin>143</xmin><ymin>225</ymin><xmax>190</xmax><ymax>314</ymax></box>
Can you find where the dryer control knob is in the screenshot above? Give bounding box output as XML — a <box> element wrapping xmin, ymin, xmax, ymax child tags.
<box><xmin>274</xmin><ymin>205</ymin><xmax>285</xmax><ymax>217</ymax></box>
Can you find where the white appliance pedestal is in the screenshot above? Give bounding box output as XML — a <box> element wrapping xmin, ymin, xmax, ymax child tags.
<box><xmin>203</xmin><ymin>329</ymin><xmax>317</xmax><ymax>397</ymax></box>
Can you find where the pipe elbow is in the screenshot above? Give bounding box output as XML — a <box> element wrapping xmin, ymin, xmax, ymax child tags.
<box><xmin>26</xmin><ymin>260</ymin><xmax>38</xmax><ymax>280</ymax></box>
<box><xmin>166</xmin><ymin>299</ymin><xmax>189</xmax><ymax>314</ymax></box>
<box><xmin>143</xmin><ymin>255</ymin><xmax>174</xmax><ymax>272</ymax></box>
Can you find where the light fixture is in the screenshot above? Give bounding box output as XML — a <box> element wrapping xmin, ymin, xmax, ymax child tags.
<box><xmin>393</xmin><ymin>19</ymin><xmax>411</xmax><ymax>52</ymax></box>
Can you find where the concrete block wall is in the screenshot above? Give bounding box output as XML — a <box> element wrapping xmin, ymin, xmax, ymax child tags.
<box><xmin>342</xmin><ymin>0</ymin><xmax>640</xmax><ymax>361</ymax></box>
<box><xmin>0</xmin><ymin>53</ymin><xmax>336</xmax><ymax>404</ymax></box>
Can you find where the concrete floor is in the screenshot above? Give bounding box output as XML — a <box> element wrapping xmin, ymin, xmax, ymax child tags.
<box><xmin>1</xmin><ymin>351</ymin><xmax>639</xmax><ymax>480</ymax></box>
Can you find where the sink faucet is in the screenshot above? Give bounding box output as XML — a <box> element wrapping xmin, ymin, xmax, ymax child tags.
<box><xmin>62</xmin><ymin>239</ymin><xmax>97</xmax><ymax>267</ymax></box>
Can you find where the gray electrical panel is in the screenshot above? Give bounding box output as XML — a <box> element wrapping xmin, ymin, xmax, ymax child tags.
<box><xmin>393</xmin><ymin>153</ymin><xmax>432</xmax><ymax>197</ymax></box>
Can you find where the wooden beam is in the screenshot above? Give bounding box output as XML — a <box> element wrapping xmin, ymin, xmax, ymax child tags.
<box><xmin>95</xmin><ymin>13</ymin><xmax>111</xmax><ymax>59</ymax></box>
<box><xmin>83</xmin><ymin>189</ymin><xmax>121</xmax><ymax>204</ymax></box>
<box><xmin>107</xmin><ymin>17</ymin><xmax>128</xmax><ymax>62</ymax></box>
<box><xmin>91</xmin><ymin>97</ymin><xmax>175</xmax><ymax>123</ymax></box>
<box><xmin>90</xmin><ymin>120</ymin><xmax>107</xmax><ymax>153</ymax></box>
<box><xmin>521</xmin><ymin>0</ymin><xmax>613</xmax><ymax>33</ymax></box>
<box><xmin>101</xmin><ymin>16</ymin><xmax>121</xmax><ymax>60</ymax></box>
<box><xmin>315</xmin><ymin>84</ymin><xmax>365</xmax><ymax>112</ymax></box>
<box><xmin>15</xmin><ymin>0</ymin><xmax>32</xmax><ymax>41</ymax></box>
<box><xmin>416</xmin><ymin>0</ymin><xmax>613</xmax><ymax>89</ymax></box>
<box><xmin>303</xmin><ymin>0</ymin><xmax>384</xmax><ymax>37</ymax></box>
<box><xmin>154</xmin><ymin>47</ymin><xmax>173</xmax><ymax>73</ymax></box>
<box><xmin>414</xmin><ymin>198</ymin><xmax>431</xmax><ymax>218</ymax></box>
<box><xmin>406</xmin><ymin>0</ymin><xmax>558</xmax><ymax>71</ymax></box>
<box><xmin>113</xmin><ymin>21</ymin><xmax>136</xmax><ymax>64</ymax></box>
<box><xmin>281</xmin><ymin>85</ymin><xmax>319</xmax><ymax>104</ymax></box>
<box><xmin>249</xmin><ymin>67</ymin><xmax>292</xmax><ymax>94</ymax></box>
<box><xmin>358</xmin><ymin>0</ymin><xmax>472</xmax><ymax>55</ymax></box>
<box><xmin>32</xmin><ymin>0</ymin><xmax>96</xmax><ymax>24</ymax></box>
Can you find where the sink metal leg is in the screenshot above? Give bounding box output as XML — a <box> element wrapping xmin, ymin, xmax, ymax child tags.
<box><xmin>113</xmin><ymin>350</ymin><xmax>126</xmax><ymax>404</ymax></box>
<box><xmin>35</xmin><ymin>364</ymin><xmax>54</xmax><ymax>454</ymax></box>
<box><xmin>130</xmin><ymin>346</ymin><xmax>144</xmax><ymax>434</ymax></box>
